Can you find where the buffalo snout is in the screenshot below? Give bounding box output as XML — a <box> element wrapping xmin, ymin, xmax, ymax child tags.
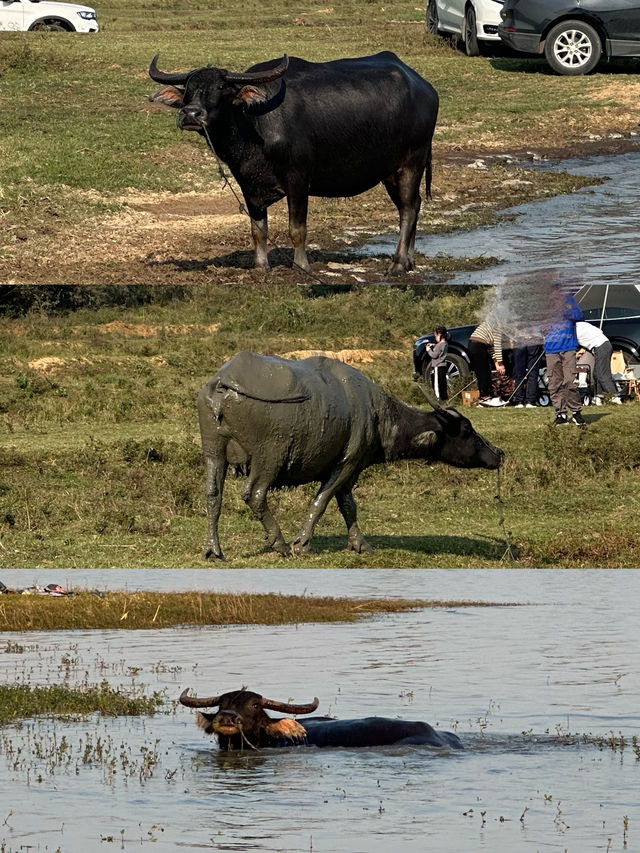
<box><xmin>179</xmin><ymin>106</ymin><xmax>206</xmax><ymax>129</ymax></box>
<box><xmin>481</xmin><ymin>441</ymin><xmax>504</xmax><ymax>470</ymax></box>
<box><xmin>212</xmin><ymin>710</ymin><xmax>243</xmax><ymax>733</ymax></box>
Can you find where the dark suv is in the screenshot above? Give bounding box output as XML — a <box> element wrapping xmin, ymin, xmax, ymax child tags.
<box><xmin>413</xmin><ymin>309</ymin><xmax>640</xmax><ymax>401</ymax></box>
<box><xmin>498</xmin><ymin>0</ymin><xmax>640</xmax><ymax>74</ymax></box>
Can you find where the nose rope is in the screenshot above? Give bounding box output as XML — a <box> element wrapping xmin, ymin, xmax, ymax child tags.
<box><xmin>495</xmin><ymin>467</ymin><xmax>517</xmax><ymax>562</ymax></box>
<box><xmin>237</xmin><ymin>723</ymin><xmax>259</xmax><ymax>751</ymax></box>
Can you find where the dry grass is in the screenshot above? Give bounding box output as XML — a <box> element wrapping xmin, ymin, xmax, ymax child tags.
<box><xmin>0</xmin><ymin>591</ymin><xmax>512</xmax><ymax>632</ymax></box>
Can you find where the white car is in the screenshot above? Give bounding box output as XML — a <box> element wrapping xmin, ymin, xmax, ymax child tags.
<box><xmin>426</xmin><ymin>0</ymin><xmax>503</xmax><ymax>55</ymax></box>
<box><xmin>0</xmin><ymin>0</ymin><xmax>98</xmax><ymax>32</ymax></box>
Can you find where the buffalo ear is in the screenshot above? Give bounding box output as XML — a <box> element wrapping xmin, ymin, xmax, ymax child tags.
<box><xmin>232</xmin><ymin>85</ymin><xmax>267</xmax><ymax>107</ymax></box>
<box><xmin>149</xmin><ymin>85</ymin><xmax>184</xmax><ymax>108</ymax></box>
<box><xmin>413</xmin><ymin>429</ymin><xmax>438</xmax><ymax>449</ymax></box>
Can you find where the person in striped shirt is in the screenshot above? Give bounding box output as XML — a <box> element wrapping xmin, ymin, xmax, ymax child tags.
<box><xmin>468</xmin><ymin>321</ymin><xmax>507</xmax><ymax>407</ymax></box>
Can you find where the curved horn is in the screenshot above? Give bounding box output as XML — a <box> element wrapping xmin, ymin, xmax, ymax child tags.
<box><xmin>223</xmin><ymin>54</ymin><xmax>289</xmax><ymax>84</ymax></box>
<box><xmin>149</xmin><ymin>54</ymin><xmax>192</xmax><ymax>85</ymax></box>
<box><xmin>261</xmin><ymin>695</ymin><xmax>319</xmax><ymax>715</ymax></box>
<box><xmin>417</xmin><ymin>381</ymin><xmax>445</xmax><ymax>410</ymax></box>
<box><xmin>179</xmin><ymin>687</ymin><xmax>221</xmax><ymax>708</ymax></box>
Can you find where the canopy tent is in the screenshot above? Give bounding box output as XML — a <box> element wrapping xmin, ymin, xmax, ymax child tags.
<box><xmin>574</xmin><ymin>284</ymin><xmax>640</xmax><ymax>324</ymax></box>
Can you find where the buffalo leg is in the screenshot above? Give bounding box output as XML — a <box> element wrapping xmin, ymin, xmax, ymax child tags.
<box><xmin>248</xmin><ymin>203</ymin><xmax>270</xmax><ymax>270</ymax></box>
<box><xmin>287</xmin><ymin>190</ymin><xmax>310</xmax><ymax>272</ymax></box>
<box><xmin>383</xmin><ymin>165</ymin><xmax>423</xmax><ymax>274</ymax></box>
<box><xmin>291</xmin><ymin>465</ymin><xmax>359</xmax><ymax>555</ymax></box>
<box><xmin>336</xmin><ymin>488</ymin><xmax>373</xmax><ymax>554</ymax></box>
<box><xmin>202</xmin><ymin>453</ymin><xmax>228</xmax><ymax>561</ymax></box>
<box><xmin>242</xmin><ymin>478</ymin><xmax>289</xmax><ymax>556</ymax></box>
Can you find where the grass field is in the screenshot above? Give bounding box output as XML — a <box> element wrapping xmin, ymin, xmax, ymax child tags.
<box><xmin>1</xmin><ymin>287</ymin><xmax>639</xmax><ymax>568</ymax></box>
<box><xmin>1</xmin><ymin>1</ymin><xmax>639</xmax><ymax>568</ymax></box>
<box><xmin>1</xmin><ymin>0</ymin><xmax>639</xmax><ymax>284</ymax></box>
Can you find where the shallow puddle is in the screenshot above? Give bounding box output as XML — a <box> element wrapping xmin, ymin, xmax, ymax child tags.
<box><xmin>367</xmin><ymin>150</ymin><xmax>640</xmax><ymax>289</ymax></box>
<box><xmin>0</xmin><ymin>570</ymin><xmax>638</xmax><ymax>852</ymax></box>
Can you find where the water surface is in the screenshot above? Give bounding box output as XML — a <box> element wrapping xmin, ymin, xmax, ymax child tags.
<box><xmin>367</xmin><ymin>151</ymin><xmax>640</xmax><ymax>289</ymax></box>
<box><xmin>1</xmin><ymin>570</ymin><xmax>638</xmax><ymax>852</ymax></box>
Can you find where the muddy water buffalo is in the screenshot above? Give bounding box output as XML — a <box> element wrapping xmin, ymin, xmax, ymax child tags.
<box><xmin>179</xmin><ymin>688</ymin><xmax>463</xmax><ymax>751</ymax></box>
<box><xmin>148</xmin><ymin>51</ymin><xmax>438</xmax><ymax>274</ymax></box>
<box><xmin>197</xmin><ymin>351</ymin><xmax>503</xmax><ymax>559</ymax></box>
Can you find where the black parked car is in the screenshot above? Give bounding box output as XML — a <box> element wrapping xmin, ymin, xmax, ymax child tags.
<box><xmin>413</xmin><ymin>309</ymin><xmax>640</xmax><ymax>402</ymax></box>
<box><xmin>498</xmin><ymin>0</ymin><xmax>640</xmax><ymax>75</ymax></box>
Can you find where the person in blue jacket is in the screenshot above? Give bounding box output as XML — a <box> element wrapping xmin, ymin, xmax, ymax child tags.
<box><xmin>543</xmin><ymin>287</ymin><xmax>585</xmax><ymax>427</ymax></box>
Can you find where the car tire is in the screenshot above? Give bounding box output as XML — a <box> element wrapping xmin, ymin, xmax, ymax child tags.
<box><xmin>464</xmin><ymin>6</ymin><xmax>480</xmax><ymax>57</ymax></box>
<box><xmin>423</xmin><ymin>353</ymin><xmax>471</xmax><ymax>400</ymax></box>
<box><xmin>30</xmin><ymin>20</ymin><xmax>69</xmax><ymax>31</ymax></box>
<box><xmin>426</xmin><ymin>0</ymin><xmax>441</xmax><ymax>36</ymax></box>
<box><xmin>544</xmin><ymin>20</ymin><xmax>602</xmax><ymax>75</ymax></box>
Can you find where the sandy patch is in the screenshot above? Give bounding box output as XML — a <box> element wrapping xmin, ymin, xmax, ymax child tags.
<box><xmin>27</xmin><ymin>356</ymin><xmax>92</xmax><ymax>373</ymax></box>
<box><xmin>281</xmin><ymin>348</ymin><xmax>406</xmax><ymax>364</ymax></box>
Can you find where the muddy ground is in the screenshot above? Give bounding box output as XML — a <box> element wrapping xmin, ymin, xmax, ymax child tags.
<box><xmin>3</xmin><ymin>131</ymin><xmax>639</xmax><ymax>288</ymax></box>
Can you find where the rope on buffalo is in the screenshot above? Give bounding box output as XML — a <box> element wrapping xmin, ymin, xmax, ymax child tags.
<box><xmin>495</xmin><ymin>467</ymin><xmax>517</xmax><ymax>562</ymax></box>
<box><xmin>201</xmin><ymin>125</ymin><xmax>340</xmax><ymax>288</ymax></box>
<box><xmin>416</xmin><ymin>380</ymin><xmax>516</xmax><ymax>562</ymax></box>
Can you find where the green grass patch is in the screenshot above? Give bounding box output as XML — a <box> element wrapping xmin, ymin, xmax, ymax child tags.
<box><xmin>1</xmin><ymin>287</ymin><xmax>639</xmax><ymax>568</ymax></box>
<box><xmin>0</xmin><ymin>591</ymin><xmax>507</xmax><ymax>631</ymax></box>
<box><xmin>0</xmin><ymin>682</ymin><xmax>163</xmax><ymax>724</ymax></box>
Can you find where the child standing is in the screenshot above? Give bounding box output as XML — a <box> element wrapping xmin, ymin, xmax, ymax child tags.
<box><xmin>426</xmin><ymin>326</ymin><xmax>449</xmax><ymax>400</ymax></box>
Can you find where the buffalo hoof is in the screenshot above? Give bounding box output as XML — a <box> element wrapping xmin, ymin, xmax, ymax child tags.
<box><xmin>387</xmin><ymin>259</ymin><xmax>413</xmax><ymax>276</ymax></box>
<box><xmin>348</xmin><ymin>537</ymin><xmax>374</xmax><ymax>555</ymax></box>
<box><xmin>202</xmin><ymin>544</ymin><xmax>225</xmax><ymax>561</ymax></box>
<box><xmin>272</xmin><ymin>541</ymin><xmax>293</xmax><ymax>557</ymax></box>
<box><xmin>291</xmin><ymin>540</ymin><xmax>312</xmax><ymax>556</ymax></box>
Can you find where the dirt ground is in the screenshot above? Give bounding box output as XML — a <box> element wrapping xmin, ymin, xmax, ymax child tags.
<box><xmin>3</xmin><ymin>130</ymin><xmax>639</xmax><ymax>288</ymax></box>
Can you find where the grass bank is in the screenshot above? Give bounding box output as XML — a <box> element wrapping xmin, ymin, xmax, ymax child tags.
<box><xmin>1</xmin><ymin>288</ymin><xmax>639</xmax><ymax>568</ymax></box>
<box><xmin>0</xmin><ymin>590</ymin><xmax>509</xmax><ymax>631</ymax></box>
<box><xmin>0</xmin><ymin>682</ymin><xmax>163</xmax><ymax>724</ymax></box>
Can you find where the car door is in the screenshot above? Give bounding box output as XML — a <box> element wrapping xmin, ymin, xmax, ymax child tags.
<box><xmin>438</xmin><ymin>0</ymin><xmax>465</xmax><ymax>34</ymax></box>
<box><xmin>0</xmin><ymin>0</ymin><xmax>25</xmax><ymax>30</ymax></box>
<box><xmin>586</xmin><ymin>0</ymin><xmax>640</xmax><ymax>43</ymax></box>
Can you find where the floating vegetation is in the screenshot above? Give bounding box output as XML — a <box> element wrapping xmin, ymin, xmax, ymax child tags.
<box><xmin>0</xmin><ymin>723</ymin><xmax>167</xmax><ymax>787</ymax></box>
<box><xmin>0</xmin><ymin>591</ymin><xmax>515</xmax><ymax>632</ymax></box>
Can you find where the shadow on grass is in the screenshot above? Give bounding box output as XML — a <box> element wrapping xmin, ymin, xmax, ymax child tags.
<box><xmin>309</xmin><ymin>533</ymin><xmax>510</xmax><ymax>559</ymax></box>
<box><xmin>148</xmin><ymin>246</ymin><xmax>393</xmax><ymax>272</ymax></box>
<box><xmin>490</xmin><ymin>56</ymin><xmax>640</xmax><ymax>76</ymax></box>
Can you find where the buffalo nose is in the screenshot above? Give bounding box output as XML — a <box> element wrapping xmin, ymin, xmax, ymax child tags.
<box><xmin>180</xmin><ymin>106</ymin><xmax>205</xmax><ymax>126</ymax></box>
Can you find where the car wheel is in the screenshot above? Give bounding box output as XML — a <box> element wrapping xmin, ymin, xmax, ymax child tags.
<box><xmin>426</xmin><ymin>0</ymin><xmax>440</xmax><ymax>36</ymax></box>
<box><xmin>544</xmin><ymin>20</ymin><xmax>602</xmax><ymax>75</ymax></box>
<box><xmin>464</xmin><ymin>6</ymin><xmax>480</xmax><ymax>57</ymax></box>
<box><xmin>423</xmin><ymin>353</ymin><xmax>471</xmax><ymax>400</ymax></box>
<box><xmin>537</xmin><ymin>365</ymin><xmax>551</xmax><ymax>406</ymax></box>
<box><xmin>31</xmin><ymin>20</ymin><xmax>68</xmax><ymax>31</ymax></box>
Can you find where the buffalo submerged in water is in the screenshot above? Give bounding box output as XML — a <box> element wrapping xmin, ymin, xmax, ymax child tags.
<box><xmin>148</xmin><ymin>51</ymin><xmax>438</xmax><ymax>274</ymax></box>
<box><xmin>179</xmin><ymin>688</ymin><xmax>463</xmax><ymax>751</ymax></box>
<box><xmin>197</xmin><ymin>352</ymin><xmax>504</xmax><ymax>560</ymax></box>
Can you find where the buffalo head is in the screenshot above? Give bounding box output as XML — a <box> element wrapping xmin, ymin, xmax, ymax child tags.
<box><xmin>149</xmin><ymin>54</ymin><xmax>289</xmax><ymax>130</ymax></box>
<box><xmin>179</xmin><ymin>687</ymin><xmax>319</xmax><ymax>750</ymax></box>
<box><xmin>427</xmin><ymin>406</ymin><xmax>503</xmax><ymax>470</ymax></box>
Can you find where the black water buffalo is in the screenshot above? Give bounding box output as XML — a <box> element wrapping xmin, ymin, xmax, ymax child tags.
<box><xmin>179</xmin><ymin>688</ymin><xmax>463</xmax><ymax>751</ymax></box>
<box><xmin>197</xmin><ymin>351</ymin><xmax>503</xmax><ymax>560</ymax></box>
<box><xmin>148</xmin><ymin>51</ymin><xmax>438</xmax><ymax>274</ymax></box>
